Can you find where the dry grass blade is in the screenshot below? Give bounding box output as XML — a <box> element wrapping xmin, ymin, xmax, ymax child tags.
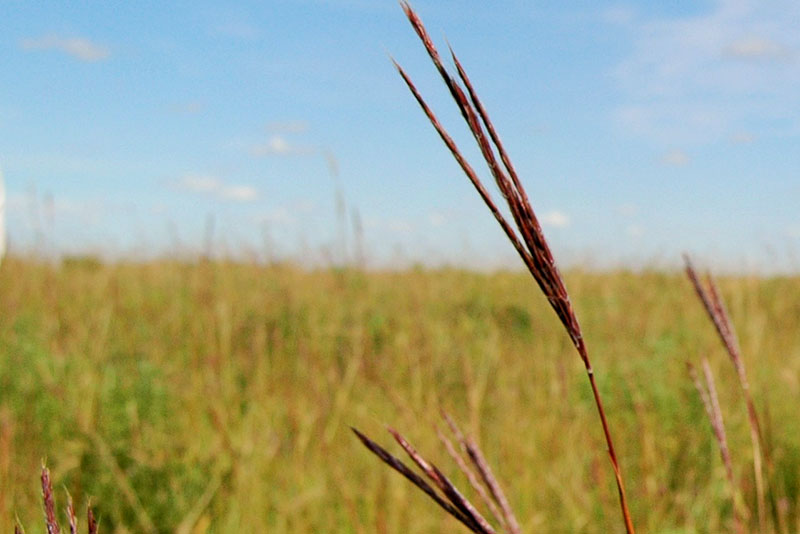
<box><xmin>387</xmin><ymin>427</ymin><xmax>497</xmax><ymax>534</ymax></box>
<box><xmin>683</xmin><ymin>256</ymin><xmax>746</xmax><ymax>384</ymax></box>
<box><xmin>390</xmin><ymin>59</ymin><xmax>532</xmax><ymax>279</ymax></box>
<box><xmin>25</xmin><ymin>467</ymin><xmax>100</xmax><ymax>534</ymax></box>
<box><xmin>436</xmin><ymin>426</ymin><xmax>507</xmax><ymax>531</ymax></box>
<box><xmin>395</xmin><ymin>3</ymin><xmax>635</xmax><ymax>532</ymax></box>
<box><xmin>41</xmin><ymin>466</ymin><xmax>61</xmax><ymax>534</ymax></box>
<box><xmin>67</xmin><ymin>493</ymin><xmax>78</xmax><ymax>534</ymax></box>
<box><xmin>687</xmin><ymin>360</ymin><xmax>743</xmax><ymax>534</ymax></box>
<box><xmin>87</xmin><ymin>506</ymin><xmax>98</xmax><ymax>534</ymax></box>
<box><xmin>442</xmin><ymin>413</ymin><xmax>521</xmax><ymax>534</ymax></box>
<box><xmin>351</xmin><ymin>427</ymin><xmax>483</xmax><ymax>533</ymax></box>
<box><xmin>684</xmin><ymin>254</ymin><xmax>766</xmax><ymax>532</ymax></box>
<box><xmin>398</xmin><ymin>3</ymin><xmax>581</xmax><ymax>352</ymax></box>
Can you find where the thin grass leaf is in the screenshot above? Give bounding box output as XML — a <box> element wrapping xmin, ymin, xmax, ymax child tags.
<box><xmin>436</xmin><ymin>425</ymin><xmax>507</xmax><ymax>532</ymax></box>
<box><xmin>351</xmin><ymin>427</ymin><xmax>482</xmax><ymax>533</ymax></box>
<box><xmin>442</xmin><ymin>412</ymin><xmax>521</xmax><ymax>534</ymax></box>
<box><xmin>387</xmin><ymin>427</ymin><xmax>497</xmax><ymax>534</ymax></box>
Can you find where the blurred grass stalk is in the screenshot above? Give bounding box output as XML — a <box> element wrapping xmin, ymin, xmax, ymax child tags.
<box><xmin>685</xmin><ymin>256</ymin><xmax>771</xmax><ymax>532</ymax></box>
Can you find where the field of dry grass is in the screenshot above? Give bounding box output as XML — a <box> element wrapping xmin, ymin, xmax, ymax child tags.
<box><xmin>1</xmin><ymin>256</ymin><xmax>798</xmax><ymax>533</ymax></box>
<box><xmin>2</xmin><ymin>3</ymin><xmax>797</xmax><ymax>533</ymax></box>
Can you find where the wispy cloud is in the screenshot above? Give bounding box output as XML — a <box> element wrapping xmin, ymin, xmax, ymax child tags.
<box><xmin>626</xmin><ymin>224</ymin><xmax>645</xmax><ymax>238</ymax></box>
<box><xmin>602</xmin><ymin>5</ymin><xmax>635</xmax><ymax>26</ymax></box>
<box><xmin>170</xmin><ymin>100</ymin><xmax>205</xmax><ymax>115</ymax></box>
<box><xmin>266</xmin><ymin>120</ymin><xmax>309</xmax><ymax>134</ymax></box>
<box><xmin>178</xmin><ymin>174</ymin><xmax>219</xmax><ymax>193</ymax></box>
<box><xmin>255</xmin><ymin>207</ymin><xmax>292</xmax><ymax>224</ymax></box>
<box><xmin>723</xmin><ymin>37</ymin><xmax>791</xmax><ymax>61</ymax></box>
<box><xmin>20</xmin><ymin>35</ymin><xmax>110</xmax><ymax>62</ymax></box>
<box><xmin>176</xmin><ymin>174</ymin><xmax>258</xmax><ymax>202</ymax></box>
<box><xmin>220</xmin><ymin>185</ymin><xmax>258</xmax><ymax>202</ymax></box>
<box><xmin>540</xmin><ymin>210</ymin><xmax>570</xmax><ymax>228</ymax></box>
<box><xmin>250</xmin><ymin>135</ymin><xmax>313</xmax><ymax>157</ymax></box>
<box><xmin>660</xmin><ymin>149</ymin><xmax>690</xmax><ymax>167</ymax></box>
<box><xmin>387</xmin><ymin>219</ymin><xmax>414</xmax><ymax>234</ymax></box>
<box><xmin>615</xmin><ymin>203</ymin><xmax>638</xmax><ymax>217</ymax></box>
<box><xmin>613</xmin><ymin>0</ymin><xmax>800</xmax><ymax>144</ymax></box>
<box><xmin>730</xmin><ymin>131</ymin><xmax>756</xmax><ymax>144</ymax></box>
<box><xmin>6</xmin><ymin>191</ymin><xmax>108</xmax><ymax>225</ymax></box>
<box><xmin>428</xmin><ymin>211</ymin><xmax>446</xmax><ymax>227</ymax></box>
<box><xmin>254</xmin><ymin>200</ymin><xmax>316</xmax><ymax>225</ymax></box>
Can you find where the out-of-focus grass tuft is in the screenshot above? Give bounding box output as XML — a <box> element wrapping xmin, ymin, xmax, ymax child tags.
<box><xmin>0</xmin><ymin>257</ymin><xmax>798</xmax><ymax>533</ymax></box>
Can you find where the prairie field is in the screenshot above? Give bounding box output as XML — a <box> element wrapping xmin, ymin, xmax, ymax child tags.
<box><xmin>0</xmin><ymin>256</ymin><xmax>799</xmax><ymax>533</ymax></box>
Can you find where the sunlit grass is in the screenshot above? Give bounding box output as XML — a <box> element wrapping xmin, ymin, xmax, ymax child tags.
<box><xmin>0</xmin><ymin>256</ymin><xmax>798</xmax><ymax>533</ymax></box>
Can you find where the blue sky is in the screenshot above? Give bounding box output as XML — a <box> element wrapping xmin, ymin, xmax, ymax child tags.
<box><xmin>1</xmin><ymin>0</ymin><xmax>798</xmax><ymax>272</ymax></box>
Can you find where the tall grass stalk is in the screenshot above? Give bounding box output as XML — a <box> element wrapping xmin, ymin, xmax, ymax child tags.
<box><xmin>685</xmin><ymin>255</ymin><xmax>768</xmax><ymax>532</ymax></box>
<box><xmin>356</xmin><ymin>4</ymin><xmax>636</xmax><ymax>533</ymax></box>
<box><xmin>687</xmin><ymin>359</ymin><xmax>743</xmax><ymax>534</ymax></box>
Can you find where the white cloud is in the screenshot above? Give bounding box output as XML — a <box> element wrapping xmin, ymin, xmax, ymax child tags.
<box><xmin>150</xmin><ymin>202</ymin><xmax>168</xmax><ymax>215</ymax></box>
<box><xmin>5</xmin><ymin>191</ymin><xmax>106</xmax><ymax>225</ymax></box>
<box><xmin>723</xmin><ymin>37</ymin><xmax>790</xmax><ymax>60</ymax></box>
<box><xmin>615</xmin><ymin>203</ymin><xmax>638</xmax><ymax>217</ymax></box>
<box><xmin>256</xmin><ymin>207</ymin><xmax>292</xmax><ymax>224</ymax></box>
<box><xmin>388</xmin><ymin>219</ymin><xmax>414</xmax><ymax>234</ymax></box>
<box><xmin>660</xmin><ymin>149</ymin><xmax>690</xmax><ymax>167</ymax></box>
<box><xmin>250</xmin><ymin>135</ymin><xmax>311</xmax><ymax>157</ymax></box>
<box><xmin>220</xmin><ymin>185</ymin><xmax>258</xmax><ymax>202</ymax></box>
<box><xmin>254</xmin><ymin>200</ymin><xmax>316</xmax><ymax>226</ymax></box>
<box><xmin>428</xmin><ymin>211</ymin><xmax>446</xmax><ymax>227</ymax></box>
<box><xmin>268</xmin><ymin>136</ymin><xmax>291</xmax><ymax>154</ymax></box>
<box><xmin>540</xmin><ymin>210</ymin><xmax>570</xmax><ymax>228</ymax></box>
<box><xmin>21</xmin><ymin>35</ymin><xmax>110</xmax><ymax>62</ymax></box>
<box><xmin>615</xmin><ymin>103</ymin><xmax>729</xmax><ymax>145</ymax></box>
<box><xmin>266</xmin><ymin>120</ymin><xmax>309</xmax><ymax>134</ymax></box>
<box><xmin>178</xmin><ymin>174</ymin><xmax>220</xmax><ymax>193</ymax></box>
<box><xmin>176</xmin><ymin>174</ymin><xmax>258</xmax><ymax>203</ymax></box>
<box><xmin>613</xmin><ymin>0</ymin><xmax>800</xmax><ymax>144</ymax></box>
<box><xmin>730</xmin><ymin>131</ymin><xmax>756</xmax><ymax>144</ymax></box>
<box><xmin>626</xmin><ymin>224</ymin><xmax>645</xmax><ymax>238</ymax></box>
<box><xmin>786</xmin><ymin>225</ymin><xmax>800</xmax><ymax>239</ymax></box>
<box><xmin>602</xmin><ymin>6</ymin><xmax>635</xmax><ymax>26</ymax></box>
<box><xmin>170</xmin><ymin>100</ymin><xmax>205</xmax><ymax>115</ymax></box>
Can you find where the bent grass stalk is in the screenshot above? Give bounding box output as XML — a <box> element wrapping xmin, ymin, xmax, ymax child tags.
<box><xmin>354</xmin><ymin>3</ymin><xmax>636</xmax><ymax>533</ymax></box>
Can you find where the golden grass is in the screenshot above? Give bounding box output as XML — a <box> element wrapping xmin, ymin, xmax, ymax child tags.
<box><xmin>0</xmin><ymin>256</ymin><xmax>799</xmax><ymax>533</ymax></box>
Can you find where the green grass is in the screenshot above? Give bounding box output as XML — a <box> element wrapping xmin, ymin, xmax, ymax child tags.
<box><xmin>0</xmin><ymin>256</ymin><xmax>798</xmax><ymax>533</ymax></box>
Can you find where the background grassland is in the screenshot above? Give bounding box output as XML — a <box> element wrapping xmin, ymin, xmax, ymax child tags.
<box><xmin>0</xmin><ymin>257</ymin><xmax>798</xmax><ymax>533</ymax></box>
